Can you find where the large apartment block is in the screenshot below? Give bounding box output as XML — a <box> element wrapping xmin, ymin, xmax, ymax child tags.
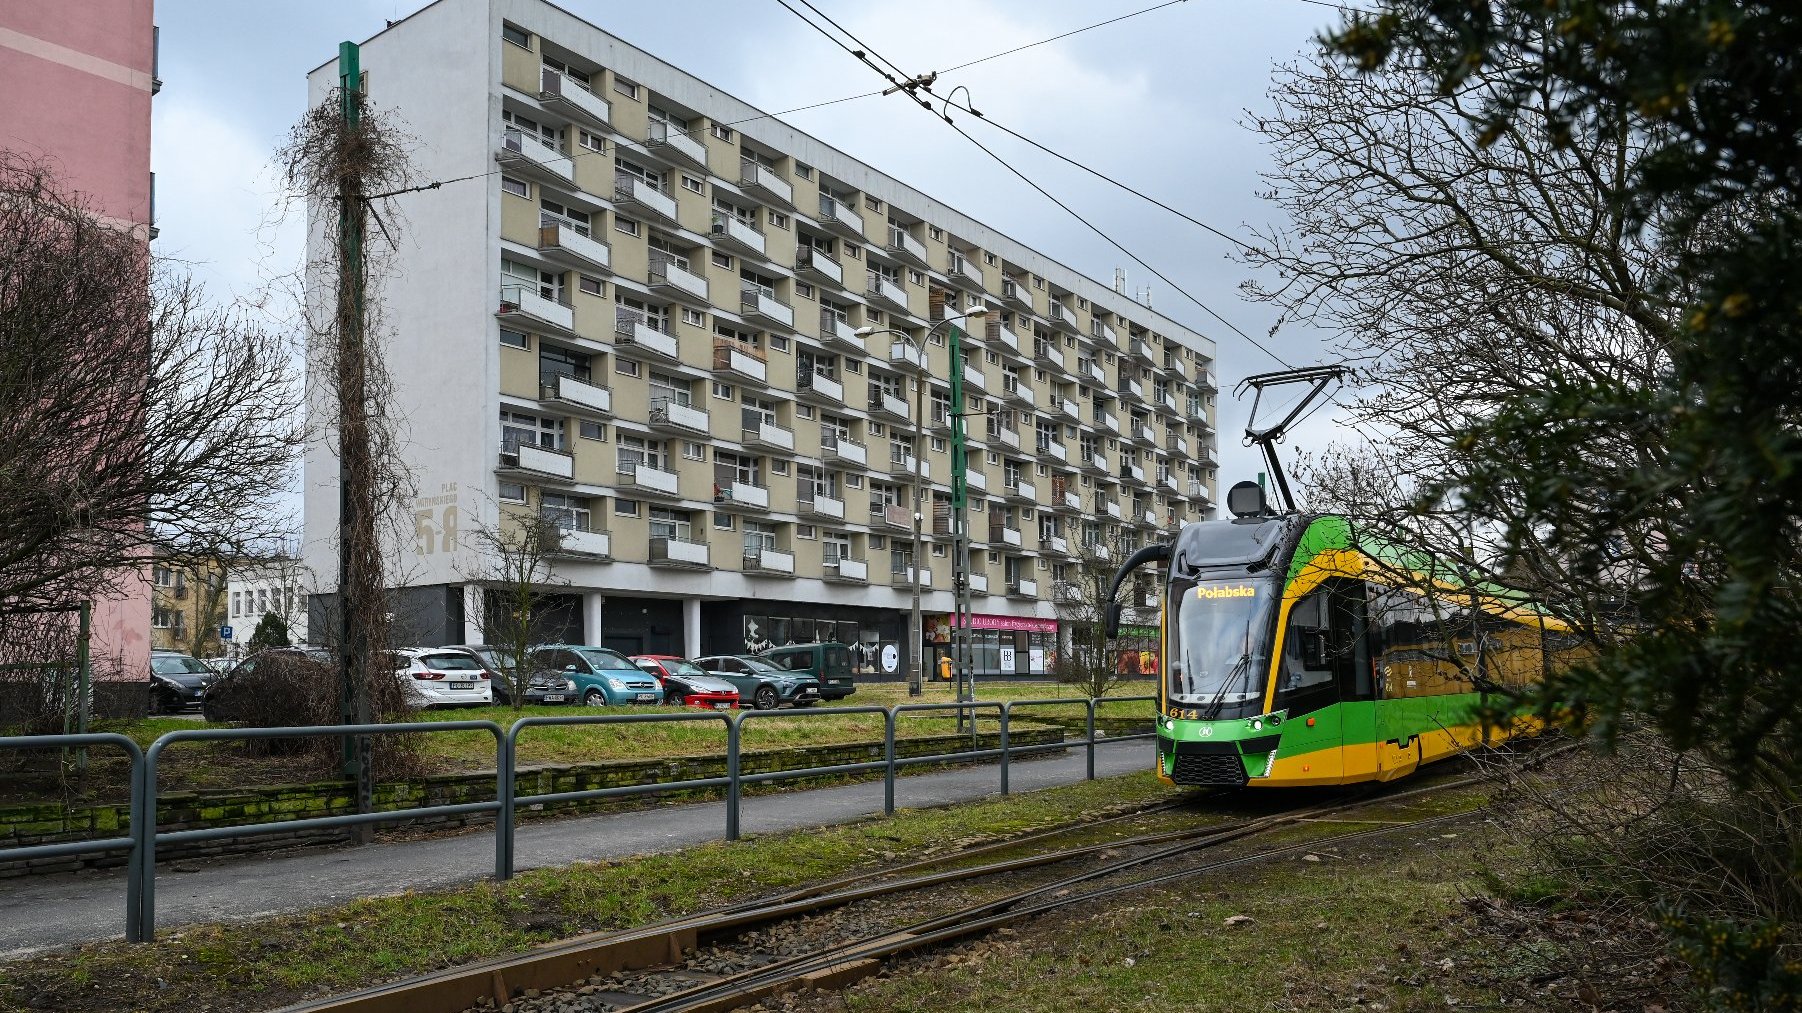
<box><xmin>302</xmin><ymin>0</ymin><xmax>1220</xmax><ymax>678</ymax></box>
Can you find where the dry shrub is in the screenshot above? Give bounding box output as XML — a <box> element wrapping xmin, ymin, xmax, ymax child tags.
<box><xmin>205</xmin><ymin>651</ymin><xmax>423</xmax><ymax>780</ymax></box>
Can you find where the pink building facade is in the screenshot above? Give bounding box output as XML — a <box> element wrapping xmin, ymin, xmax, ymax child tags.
<box><xmin>1</xmin><ymin>1</ymin><xmax>157</xmax><ymax>687</ymax></box>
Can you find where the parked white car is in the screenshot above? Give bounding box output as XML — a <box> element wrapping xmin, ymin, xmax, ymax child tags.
<box><xmin>391</xmin><ymin>648</ymin><xmax>494</xmax><ymax>708</ymax></box>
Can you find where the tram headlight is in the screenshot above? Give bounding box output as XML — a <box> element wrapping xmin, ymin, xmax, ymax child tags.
<box><xmin>1250</xmin><ymin>719</ymin><xmax>1263</xmax><ymax>731</ymax></box>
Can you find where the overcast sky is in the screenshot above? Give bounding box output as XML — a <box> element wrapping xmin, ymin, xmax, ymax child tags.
<box><xmin>150</xmin><ymin>0</ymin><xmax>1360</xmax><ymax>519</ymax></box>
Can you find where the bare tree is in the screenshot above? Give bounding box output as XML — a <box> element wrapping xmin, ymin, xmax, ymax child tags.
<box><xmin>1240</xmin><ymin>47</ymin><xmax>1682</xmax><ymax>649</ymax></box>
<box><xmin>1053</xmin><ymin>529</ymin><xmax>1152</xmax><ymax>698</ymax></box>
<box><xmin>0</xmin><ymin>155</ymin><xmax>304</xmax><ymax>625</ymax></box>
<box><xmin>461</xmin><ymin>504</ymin><xmax>566</xmax><ymax>709</ymax></box>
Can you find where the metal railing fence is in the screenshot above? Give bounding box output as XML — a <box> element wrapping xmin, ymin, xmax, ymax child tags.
<box><xmin>0</xmin><ymin>696</ymin><xmax>1155</xmax><ymax>943</ymax></box>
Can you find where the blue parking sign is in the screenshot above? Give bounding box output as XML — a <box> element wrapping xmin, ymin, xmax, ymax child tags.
<box><xmin>220</xmin><ymin>625</ymin><xmax>233</xmax><ymax>641</ymax></box>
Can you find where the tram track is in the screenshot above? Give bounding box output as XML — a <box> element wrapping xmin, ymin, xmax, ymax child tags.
<box><xmin>278</xmin><ymin>774</ymin><xmax>1487</xmax><ymax>1013</ymax></box>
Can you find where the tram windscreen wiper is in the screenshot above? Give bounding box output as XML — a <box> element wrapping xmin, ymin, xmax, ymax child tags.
<box><xmin>1202</xmin><ymin>617</ymin><xmax>1257</xmax><ymax>719</ymax></box>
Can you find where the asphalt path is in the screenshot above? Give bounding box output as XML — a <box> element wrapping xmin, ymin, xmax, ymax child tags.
<box><xmin>0</xmin><ymin>738</ymin><xmax>1154</xmax><ymax>957</ymax></box>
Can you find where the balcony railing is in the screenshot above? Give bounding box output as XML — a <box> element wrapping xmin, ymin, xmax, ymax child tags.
<box><xmin>498</xmin><ymin>126</ymin><xmax>573</xmax><ymax>182</ymax></box>
<box><xmin>887</xmin><ymin>226</ymin><xmax>927</xmax><ymax>266</ymax></box>
<box><xmin>711</xmin><ymin>213</ymin><xmax>767</xmax><ymax>259</ymax></box>
<box><xmin>1092</xmin><ymin>321</ymin><xmax>1119</xmax><ymax>346</ymax></box>
<box><xmin>878</xmin><ymin>503</ymin><xmax>911</xmax><ymax>530</ymax></box>
<box><xmin>818</xmin><ymin>310</ymin><xmax>861</xmax><ymax>350</ymax></box>
<box><xmin>1000</xmin><ymin>278</ymin><xmax>1031</xmax><ymax>310</ymax></box>
<box><xmin>740</xmin><ymin>286</ymin><xmax>795</xmax><ymax>329</ymax></box>
<box><xmin>551</xmin><ymin>527</ymin><xmax>612</xmax><ymax>559</ymax></box>
<box><xmin>1083</xmin><ymin>359</ymin><xmax>1106</xmax><ymax>384</ymax></box>
<box><xmin>615</xmin><ymin>309</ymin><xmax>680</xmax><ymax>360</ymax></box>
<box><xmin>540</xmin><ymin>374</ymin><xmax>612</xmax><ymax>416</ymax></box>
<box><xmin>648</xmin><ymin>254</ymin><xmax>709</xmax><ymax>302</ymax></box>
<box><xmin>1135</xmin><ymin>423</ymin><xmax>1158</xmax><ymax>445</ymax></box>
<box><xmin>743</xmin><ymin>548</ymin><xmax>796</xmax><ymax>575</ymax></box>
<box><xmin>713</xmin><ymin>479</ymin><xmax>770</xmax><ymax>511</ymax></box>
<box><xmin>538</xmin><ymin>223</ymin><xmax>610</xmax><ymax>273</ymax></box>
<box><xmin>649</xmin><ymin>535</ymin><xmax>710</xmax><ymax>568</ymax></box>
<box><xmin>946</xmin><ymin>253</ymin><xmax>984</xmax><ymax>290</ymax></box>
<box><xmin>713</xmin><ymin>339</ymin><xmax>768</xmax><ymax>383</ymax></box>
<box><xmin>740</xmin><ymin>159</ymin><xmax>793</xmax><ymax>206</ymax></box>
<box><xmin>817</xmin><ymin>195</ymin><xmax>866</xmax><ymax>239</ymax></box>
<box><xmin>646</xmin><ymin>118</ymin><xmax>708</xmax><ymax>169</ymax></box>
<box><xmin>1039</xmin><ymin>438</ymin><xmax>1068</xmax><ymax>463</ymax></box>
<box><xmin>991</xmin><ymin>525</ymin><xmax>1023</xmax><ymax>548</ymax></box>
<box><xmin>795</xmin><ymin>247</ymin><xmax>844</xmax><ymax>286</ymax></box>
<box><xmin>869</xmin><ymin>390</ymin><xmax>909</xmax><ymax>421</ymax></box>
<box><xmin>1006</xmin><ymin>479</ymin><xmax>1037</xmax><ymax>502</ymax></box>
<box><xmin>890</xmin><ymin>566</ymin><xmax>931</xmax><ymax>588</ymax></box>
<box><xmin>742</xmin><ymin>410</ymin><xmax>796</xmax><ymax>452</ymax></box>
<box><xmin>963</xmin><ymin>363</ymin><xmax>985</xmax><ymax>391</ymax></box>
<box><xmin>888</xmin><ymin>448</ymin><xmax>928</xmax><ymax>479</ymax></box>
<box><xmin>988</xmin><ymin>321</ymin><xmax>1022</xmax><ymax>355</ymax></box>
<box><xmin>824</xmin><ymin>555</ymin><xmax>868</xmax><ymax>583</ymax></box>
<box><xmin>965</xmin><ymin>469</ymin><xmax>988</xmax><ymax>494</ymax></box>
<box><xmin>614</xmin><ymin>172</ymin><xmax>678</xmax><ymax>223</ymax></box>
<box><xmin>1047</xmin><ymin>535</ymin><xmax>1069</xmax><ymax>555</ymax></box>
<box><xmin>1048</xmin><ymin>302</ymin><xmax>1077</xmax><ymax>333</ymax></box>
<box><xmin>798</xmin><ymin>493</ymin><xmax>847</xmax><ymax>520</ymax></box>
<box><xmin>886</xmin><ymin>340</ymin><xmax>928</xmax><ymax>373</ymax></box>
<box><xmin>796</xmin><ymin>369</ymin><xmax>844</xmax><ymax>404</ymax></box>
<box><xmin>865</xmin><ymin>271</ymin><xmax>908</xmax><ymax>311</ymax></box>
<box><xmin>618</xmin><ymin>461</ymin><xmax>681</xmax><ymax>497</ymax></box>
<box><xmin>499</xmin><ymin>284</ymin><xmax>574</xmax><ymax>333</ymax></box>
<box><xmin>539</xmin><ymin>68</ymin><xmax>610</xmax><ymax>126</ymax></box>
<box><xmin>504</xmin><ymin>443</ymin><xmax>574</xmax><ymax>480</ymax></box>
<box><xmin>822</xmin><ymin>430</ymin><xmax>868</xmax><ymax>466</ymax></box>
<box><xmin>647</xmin><ymin>397</ymin><xmax>709</xmax><ymax>435</ymax></box>
<box><xmin>1007</xmin><ymin>577</ymin><xmax>1038</xmax><ymax>599</ymax></box>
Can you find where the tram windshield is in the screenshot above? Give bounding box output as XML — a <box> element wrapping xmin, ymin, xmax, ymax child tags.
<box><xmin>1166</xmin><ymin>577</ymin><xmax>1278</xmax><ymax>718</ymax></box>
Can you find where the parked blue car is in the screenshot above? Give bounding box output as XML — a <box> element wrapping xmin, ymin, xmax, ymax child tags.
<box><xmin>526</xmin><ymin>645</ymin><xmax>664</xmax><ymax>706</ymax></box>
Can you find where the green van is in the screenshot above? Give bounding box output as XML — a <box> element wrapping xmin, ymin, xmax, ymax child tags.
<box><xmin>759</xmin><ymin>643</ymin><xmax>856</xmax><ymax>701</ymax></box>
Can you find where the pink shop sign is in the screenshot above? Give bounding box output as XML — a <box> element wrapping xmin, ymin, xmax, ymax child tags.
<box><xmin>963</xmin><ymin>614</ymin><xmax>1058</xmax><ymax>633</ymax></box>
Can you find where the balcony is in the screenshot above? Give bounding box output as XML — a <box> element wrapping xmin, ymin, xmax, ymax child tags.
<box><xmin>713</xmin><ymin>479</ymin><xmax>770</xmax><ymax>512</ymax></box>
<box><xmin>498</xmin><ymin>284</ymin><xmax>575</xmax><ymax>336</ymax></box>
<box><xmin>886</xmin><ymin>226</ymin><xmax>927</xmax><ymax>267</ymax></box>
<box><xmin>876</xmin><ymin>503</ymin><xmax>911</xmax><ymax>530</ymax></box>
<box><xmin>887</xmin><ymin>340</ymin><xmax>928</xmax><ymax>373</ymax></box>
<box><xmin>1098</xmin><ymin>498</ymin><xmax>1124</xmax><ymax>520</ymax></box>
<box><xmin>890</xmin><ymin>567</ymin><xmax>931</xmax><ymax>589</ymax></box>
<box><xmin>818</xmin><ymin>310</ymin><xmax>863</xmax><ymax>352</ymax></box>
<box><xmin>822</xmin><ymin>431</ymin><xmax>868</xmax><ymax>467</ymax></box>
<box><xmin>1137</xmin><ymin>508</ymin><xmax>1160</xmax><ymax>528</ymax></box>
<box><xmin>549</xmin><ymin>527</ymin><xmax>612</xmax><ymax>559</ymax></box>
<box><xmin>538</xmin><ymin>222</ymin><xmax>610</xmax><ymax>274</ymax></box>
<box><xmin>647</xmin><ymin>397</ymin><xmax>710</xmax><ymax>436</ymax></box>
<box><xmin>614</xmin><ymin>173</ymin><xmax>678</xmax><ymax>225</ymax></box>
<box><xmin>1007</xmin><ymin>577</ymin><xmax>1038</xmax><ymax>599</ymax></box>
<box><xmin>713</xmin><ymin>339</ymin><xmax>768</xmax><ymax>383</ymax></box>
<box><xmin>646</xmin><ymin>118</ymin><xmax>708</xmax><ymax>170</ymax></box>
<box><xmin>1096</xmin><ymin>410</ymin><xmax>1121</xmax><ymax>434</ymax></box>
<box><xmin>823</xmin><ymin>555</ymin><xmax>868</xmax><ymax>583</ymax></box>
<box><xmin>1166</xmin><ymin>433</ymin><xmax>1188</xmax><ymax>456</ymax></box>
<box><xmin>994</xmin><ymin>426</ymin><xmax>1021</xmax><ymax>451</ymax></box>
<box><xmin>1046</xmin><ymin>534</ymin><xmax>1069</xmax><ymax>556</ymax></box>
<box><xmin>1000</xmin><ymin>278</ymin><xmax>1031</xmax><ymax>311</ymax></box>
<box><xmin>615</xmin><ymin>309</ymin><xmax>681</xmax><ymax>362</ymax></box>
<box><xmin>865</xmin><ymin>271</ymin><xmax>908</xmax><ymax>313</ymax></box>
<box><xmin>887</xmin><ymin>450</ymin><xmax>928</xmax><ymax>480</ymax></box>
<box><xmin>1120</xmin><ymin>461</ymin><xmax>1147</xmax><ymax>484</ymax></box>
<box><xmin>796</xmin><ymin>369</ymin><xmax>844</xmax><ymax>406</ymax></box>
<box><xmin>963</xmin><ymin>363</ymin><xmax>986</xmax><ymax>391</ymax></box>
<box><xmin>648</xmin><ymin>255</ymin><xmax>709</xmax><ymax>304</ymax></box>
<box><xmin>795</xmin><ymin>247</ymin><xmax>843</xmax><ymax>286</ymax></box>
<box><xmin>798</xmin><ymin>493</ymin><xmax>846</xmax><ymax>521</ymax></box>
<box><xmin>619</xmin><ymin>462</ymin><xmax>681</xmax><ymax>498</ymax></box>
<box><xmin>965</xmin><ymin>468</ymin><xmax>988</xmax><ymax>494</ymax></box>
<box><xmin>742</xmin><ymin>412</ymin><xmax>796</xmax><ymax>453</ymax></box>
<box><xmin>1005</xmin><ymin>479</ymin><xmax>1036</xmax><ymax>503</ymax></box>
<box><xmin>868</xmin><ymin>390</ymin><xmax>909</xmax><ymax>422</ymax></box>
<box><xmin>1048</xmin><ymin>302</ymin><xmax>1078</xmax><ymax>334</ymax></box>
<box><xmin>1083</xmin><ymin>359</ymin><xmax>1106</xmax><ymax>385</ymax></box>
<box><xmin>1048</xmin><ymin>394</ymin><xmax>1079</xmax><ymax>422</ymax></box>
<box><xmin>743</xmin><ymin>548</ymin><xmax>796</xmax><ymax>576</ymax></box>
<box><xmin>988</xmin><ymin>321</ymin><xmax>1022</xmax><ymax>357</ymax></box>
<box><xmin>1135</xmin><ymin>423</ymin><xmax>1158</xmax><ymax>446</ymax></box>
<box><xmin>1090</xmin><ymin>541</ymin><xmax>1115</xmax><ymax>562</ymax></box>
<box><xmin>1082</xmin><ymin>451</ymin><xmax>1109</xmax><ymax>475</ymax></box>
<box><xmin>1121</xmin><ymin>376</ymin><xmax>1145</xmax><ymax>401</ymax></box>
<box><xmin>711</xmin><ymin>213</ymin><xmax>767</xmax><ymax>260</ymax></box>
<box><xmin>946</xmin><ymin>253</ymin><xmax>984</xmax><ymax>291</ymax></box>
<box><xmin>502</xmin><ymin>443</ymin><xmax>574</xmax><ymax>480</ymax></box>
<box><xmin>1160</xmin><ymin>390</ymin><xmax>1180</xmax><ymax>413</ymax></box>
<box><xmin>1129</xmin><ymin>337</ymin><xmax>1155</xmax><ymax>364</ymax></box>
<box><xmin>1002</xmin><ymin>377</ymin><xmax>1033</xmax><ymax>407</ymax></box>
<box><xmin>817</xmin><ymin>195</ymin><xmax>866</xmax><ymax>240</ymax></box>
<box><xmin>740</xmin><ymin>286</ymin><xmax>795</xmax><ymax>329</ymax></box>
<box><xmin>1059</xmin><ymin>487</ymin><xmax>1082</xmax><ymax>511</ymax></box>
<box><xmin>1033</xmin><ymin>341</ymin><xmax>1062</xmax><ymax>369</ymax></box>
<box><xmin>540</xmin><ymin>374</ymin><xmax>612</xmax><ymax>418</ymax></box>
<box><xmin>649</xmin><ymin>536</ymin><xmax>710</xmax><ymax>569</ymax></box>
<box><xmin>539</xmin><ymin>68</ymin><xmax>610</xmax><ymax>127</ymax></box>
<box><xmin>1092</xmin><ymin>321</ymin><xmax>1119</xmax><ymax>346</ymax></box>
<box><xmin>740</xmin><ymin>159</ymin><xmax>793</xmax><ymax>207</ymax></box>
<box><xmin>1160</xmin><ymin>471</ymin><xmax>1181</xmax><ymax>494</ymax></box>
<box><xmin>1187</xmin><ymin>479</ymin><xmax>1208</xmax><ymax>500</ymax></box>
<box><xmin>968</xmin><ymin>572</ymin><xmax>989</xmax><ymax>596</ymax></box>
<box><xmin>497</xmin><ymin>126</ymin><xmax>573</xmax><ymax>183</ymax></box>
<box><xmin>1039</xmin><ymin>439</ymin><xmax>1068</xmax><ymax>464</ymax></box>
<box><xmin>991</xmin><ymin>524</ymin><xmax>1023</xmax><ymax>548</ymax></box>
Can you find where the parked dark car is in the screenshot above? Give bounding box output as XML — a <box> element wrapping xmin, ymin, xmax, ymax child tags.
<box><xmin>442</xmin><ymin>645</ymin><xmax>573</xmax><ymax>705</ymax></box>
<box><xmin>692</xmin><ymin>654</ymin><xmax>822</xmax><ymax>710</ymax></box>
<box><xmin>758</xmin><ymin>643</ymin><xmax>857</xmax><ymax>701</ymax></box>
<box><xmin>149</xmin><ymin>650</ymin><xmax>217</xmax><ymax>714</ymax></box>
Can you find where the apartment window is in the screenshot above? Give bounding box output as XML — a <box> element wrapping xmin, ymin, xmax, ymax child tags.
<box><xmin>501</xmin><ymin>410</ymin><xmax>565</xmax><ymax>451</ymax></box>
<box><xmin>578</xmin><ymin>275</ymin><xmax>604</xmax><ymax>296</ymax></box>
<box><xmin>712</xmin><ymin>251</ymin><xmax>733</xmax><ymax>269</ymax></box>
<box><xmin>928</xmin><ymin>226</ymin><xmax>943</xmax><ymax>241</ymax></box>
<box><xmin>984</xmin><ymin>252</ymin><xmax>997</xmax><ymax>266</ymax></box>
<box><xmin>931</xmin><ymin>543</ymin><xmax>947</xmax><ymax>557</ymax></box>
<box><xmin>870</xmin><ymin>535</ymin><xmax>887</xmax><ymax>551</ymax></box>
<box><xmin>772</xmin><ymin>460</ymin><xmax>790</xmax><ymax>476</ymax></box>
<box><xmin>986</xmin><ymin>351</ymin><xmax>1000</xmax><ymax>365</ymax></box>
<box><xmin>498</xmin><ymin>483</ymin><xmax>526</xmax><ymax>503</ymax></box>
<box><xmin>501</xmin><ymin>176</ymin><xmax>529</xmax><ymax>198</ymax></box>
<box><xmin>795</xmin><ymin>163</ymin><xmax>813</xmax><ymax>180</ymax></box>
<box><xmin>987</xmin><ymin>451</ymin><xmax>1000</xmax><ymax>465</ymax></box>
<box><xmin>768</xmin><ymin>210</ymin><xmax>789</xmax><ymax>229</ymax></box>
<box><xmin>684</xmin><ymin>441</ymin><xmax>706</xmax><ymax>460</ymax></box>
<box><xmin>500</xmin><ymin>328</ymin><xmax>529</xmax><ymax>349</ymax></box>
<box><xmin>1036</xmin><ymin>463</ymin><xmax>1048</xmax><ymax>477</ymax></box>
<box><xmin>230</xmin><ymin>591</ymin><xmax>241</xmax><ymax>617</ymax></box>
<box><xmin>649</xmin><ymin>370</ymin><xmax>693</xmax><ymax>407</ymax></box>
<box><xmin>616</xmin><ymin>358</ymin><xmax>640</xmax><ymax>377</ymax></box>
<box><xmin>579</xmin><ymin>421</ymin><xmax>605</xmax><ymax>441</ymax></box>
<box><xmin>909</xmin><ymin>270</ymin><xmax>924</xmax><ymax>285</ymax></box>
<box><xmin>795</xmin><ymin>281</ymin><xmax>815</xmax><ymax>300</ymax></box>
<box><xmin>1079</xmin><ymin>297</ymin><xmax>1089</xmax><ymax>309</ymax></box>
<box><xmin>681</xmin><ymin>174</ymin><xmax>704</xmax><ymax>193</ymax></box>
<box><xmin>615</xmin><ymin>499</ymin><xmax>640</xmax><ymax>517</ymax></box>
<box><xmin>863</xmin><ymin>195</ymin><xmax>881</xmax><ymax>212</ymax></box>
<box><xmin>844</xmin><ymin>245</ymin><xmax>861</xmax><ymax>260</ymax></box>
<box><xmin>930</xmin><ymin>436</ymin><xmax>947</xmax><ymax>453</ymax></box>
<box><xmin>712</xmin><ymin>382</ymin><xmax>735</xmax><ymax>400</ymax></box>
<box><xmin>846</xmin><ymin>474</ymin><xmax>863</xmax><ymax>489</ymax></box>
<box><xmin>1033</xmin><ymin>275</ymin><xmax>1044</xmax><ymax>289</ymax></box>
<box><xmin>501</xmin><ymin>23</ymin><xmax>531</xmax><ymax>48</ymax></box>
<box><xmin>714</xmin><ymin>513</ymin><xmax>736</xmax><ymax>531</ymax></box>
<box><xmin>711</xmin><ymin>123</ymin><xmax>734</xmax><ymax>141</ymax></box>
<box><xmin>615</xmin><ymin>216</ymin><xmax>641</xmax><ymax>237</ymax></box>
<box><xmin>678</xmin><ymin>307</ymin><xmax>706</xmax><ymax>328</ymax></box>
<box><xmin>796</xmin><ymin>404</ymin><xmax>816</xmax><ymax>420</ymax></box>
<box><xmin>845</xmin><ymin>360</ymin><xmax>862</xmax><ymax>374</ymax></box>
<box><xmin>770</xmin><ymin>335</ymin><xmax>790</xmax><ymax>352</ymax></box>
<box><xmin>614</xmin><ymin>76</ymin><xmax>639</xmax><ymax>99</ymax></box>
<box><xmin>540</xmin><ymin>493</ymin><xmax>593</xmax><ymax>533</ymax></box>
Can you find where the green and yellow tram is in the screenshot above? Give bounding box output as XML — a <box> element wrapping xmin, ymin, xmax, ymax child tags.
<box><xmin>1105</xmin><ymin>482</ymin><xmax>1560</xmax><ymax>789</ymax></box>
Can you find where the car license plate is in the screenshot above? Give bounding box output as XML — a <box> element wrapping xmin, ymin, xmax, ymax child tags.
<box><xmin>635</xmin><ymin>692</ymin><xmax>657</xmax><ymax>702</ymax></box>
<box><xmin>800</xmin><ymin>688</ymin><xmax>818</xmax><ymax>697</ymax></box>
<box><xmin>712</xmin><ymin>701</ymin><xmax>731</xmax><ymax>710</ymax></box>
<box><xmin>450</xmin><ymin>682</ymin><xmax>474</xmax><ymax>691</ymax></box>
<box><xmin>542</xmin><ymin>694</ymin><xmax>566</xmax><ymax>703</ymax></box>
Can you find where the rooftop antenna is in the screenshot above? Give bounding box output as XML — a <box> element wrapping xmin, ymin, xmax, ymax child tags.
<box><xmin>1234</xmin><ymin>364</ymin><xmax>1347</xmax><ymax>513</ymax></box>
<box><xmin>1113</xmin><ymin>267</ymin><xmax>1127</xmax><ymax>295</ymax></box>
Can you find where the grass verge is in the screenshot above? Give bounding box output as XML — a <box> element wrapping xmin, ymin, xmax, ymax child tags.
<box><xmin>0</xmin><ymin>773</ymin><xmax>1178</xmax><ymax>1013</ymax></box>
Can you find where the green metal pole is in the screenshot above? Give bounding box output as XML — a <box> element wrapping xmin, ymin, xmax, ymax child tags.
<box><xmin>335</xmin><ymin>42</ymin><xmax>372</xmax><ymax>819</ymax></box>
<box><xmin>949</xmin><ymin>324</ymin><xmax>973</xmax><ymax>732</ymax></box>
<box><xmin>76</xmin><ymin>602</ymin><xmax>90</xmax><ymax>773</ymax></box>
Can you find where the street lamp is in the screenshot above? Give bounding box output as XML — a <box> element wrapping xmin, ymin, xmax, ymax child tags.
<box><xmin>857</xmin><ymin>306</ymin><xmax>987</xmax><ymax>697</ymax></box>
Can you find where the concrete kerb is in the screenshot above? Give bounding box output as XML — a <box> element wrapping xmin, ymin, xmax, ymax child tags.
<box><xmin>0</xmin><ymin>733</ymin><xmax>144</xmax><ymax>940</ymax></box>
<box><xmin>136</xmin><ymin>720</ymin><xmax>505</xmax><ymax>942</ymax></box>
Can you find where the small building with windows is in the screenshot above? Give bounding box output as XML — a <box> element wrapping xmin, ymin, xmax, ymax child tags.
<box><xmin>224</xmin><ymin>558</ymin><xmax>313</xmax><ymax>657</ymax></box>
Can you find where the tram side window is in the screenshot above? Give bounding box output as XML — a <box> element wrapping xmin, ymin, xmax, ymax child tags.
<box><xmin>1277</xmin><ymin>584</ymin><xmax>1350</xmax><ymax>716</ymax></box>
<box><xmin>1368</xmin><ymin>585</ymin><xmax>1474</xmax><ymax>698</ymax></box>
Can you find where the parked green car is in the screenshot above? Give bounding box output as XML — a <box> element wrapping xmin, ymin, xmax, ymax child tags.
<box><xmin>693</xmin><ymin>654</ymin><xmax>822</xmax><ymax>709</ymax></box>
<box><xmin>756</xmin><ymin>643</ymin><xmax>857</xmax><ymax>702</ymax></box>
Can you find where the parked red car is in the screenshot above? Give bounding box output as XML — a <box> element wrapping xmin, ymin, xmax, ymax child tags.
<box><xmin>631</xmin><ymin>655</ymin><xmax>740</xmax><ymax>710</ymax></box>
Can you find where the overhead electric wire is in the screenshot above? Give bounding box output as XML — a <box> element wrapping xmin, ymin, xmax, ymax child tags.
<box><xmin>938</xmin><ymin>0</ymin><xmax>1191</xmax><ymax>74</ymax></box>
<box><xmin>772</xmin><ymin>0</ymin><xmax>1295</xmax><ymax>370</ymax></box>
